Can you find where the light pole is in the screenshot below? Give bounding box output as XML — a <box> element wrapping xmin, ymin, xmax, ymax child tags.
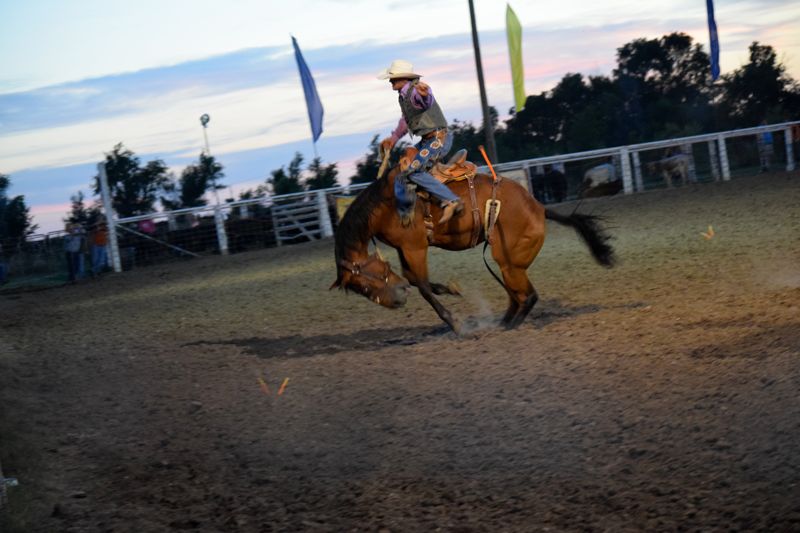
<box><xmin>199</xmin><ymin>113</ymin><xmax>221</xmax><ymax>205</ymax></box>
<box><xmin>467</xmin><ymin>0</ymin><xmax>498</xmax><ymax>164</ymax></box>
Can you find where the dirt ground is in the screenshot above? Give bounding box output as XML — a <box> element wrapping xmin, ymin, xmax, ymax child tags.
<box><xmin>1</xmin><ymin>172</ymin><xmax>799</xmax><ymax>532</ymax></box>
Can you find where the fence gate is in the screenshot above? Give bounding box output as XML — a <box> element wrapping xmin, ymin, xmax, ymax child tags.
<box><xmin>271</xmin><ymin>198</ymin><xmax>323</xmax><ymax>245</ymax></box>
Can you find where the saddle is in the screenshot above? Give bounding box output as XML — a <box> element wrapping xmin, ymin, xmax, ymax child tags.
<box><xmin>399</xmin><ymin>148</ymin><xmax>478</xmax><ymax>183</ymax></box>
<box><xmin>399</xmin><ymin>148</ymin><xmax>488</xmax><ymax>247</ymax></box>
<box><xmin>430</xmin><ymin>149</ymin><xmax>478</xmax><ymax>183</ymax></box>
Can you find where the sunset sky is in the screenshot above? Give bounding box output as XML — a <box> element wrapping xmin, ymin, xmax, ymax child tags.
<box><xmin>2</xmin><ymin>0</ymin><xmax>799</xmax><ymax>233</ymax></box>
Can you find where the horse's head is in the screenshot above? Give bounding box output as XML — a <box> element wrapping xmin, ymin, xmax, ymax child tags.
<box><xmin>331</xmin><ymin>252</ymin><xmax>411</xmax><ymax>309</ymax></box>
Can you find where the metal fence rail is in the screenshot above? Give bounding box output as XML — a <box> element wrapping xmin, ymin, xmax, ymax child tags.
<box><xmin>2</xmin><ymin>122</ymin><xmax>797</xmax><ymax>290</ymax></box>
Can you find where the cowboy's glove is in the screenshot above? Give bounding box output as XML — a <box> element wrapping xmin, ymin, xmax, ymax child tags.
<box><xmin>379</xmin><ymin>137</ymin><xmax>395</xmax><ymax>156</ymax></box>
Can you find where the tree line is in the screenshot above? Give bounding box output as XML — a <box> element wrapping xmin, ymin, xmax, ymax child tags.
<box><xmin>2</xmin><ymin>33</ymin><xmax>798</xmax><ymax>249</ymax></box>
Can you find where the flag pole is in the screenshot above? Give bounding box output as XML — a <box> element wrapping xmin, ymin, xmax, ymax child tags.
<box><xmin>468</xmin><ymin>0</ymin><xmax>499</xmax><ymax>164</ymax></box>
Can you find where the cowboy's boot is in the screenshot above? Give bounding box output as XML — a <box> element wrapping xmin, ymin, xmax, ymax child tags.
<box><xmin>438</xmin><ymin>199</ymin><xmax>464</xmax><ymax>224</ymax></box>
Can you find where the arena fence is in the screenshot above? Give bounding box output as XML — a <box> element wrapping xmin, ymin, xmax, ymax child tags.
<box><xmin>487</xmin><ymin>120</ymin><xmax>797</xmax><ymax>200</ymax></box>
<box><xmin>1</xmin><ymin>121</ymin><xmax>797</xmax><ymax>290</ymax></box>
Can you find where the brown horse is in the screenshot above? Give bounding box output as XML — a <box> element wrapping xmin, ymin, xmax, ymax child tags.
<box><xmin>331</xmin><ymin>162</ymin><xmax>616</xmax><ymax>333</ymax></box>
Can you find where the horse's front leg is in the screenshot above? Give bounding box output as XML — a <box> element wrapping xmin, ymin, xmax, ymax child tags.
<box><xmin>430</xmin><ymin>281</ymin><xmax>461</xmax><ymax>296</ymax></box>
<box><xmin>399</xmin><ymin>248</ymin><xmax>461</xmax><ymax>334</ymax></box>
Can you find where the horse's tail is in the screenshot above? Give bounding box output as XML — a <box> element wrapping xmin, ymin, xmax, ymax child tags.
<box><xmin>545</xmin><ymin>208</ymin><xmax>616</xmax><ymax>267</ymax></box>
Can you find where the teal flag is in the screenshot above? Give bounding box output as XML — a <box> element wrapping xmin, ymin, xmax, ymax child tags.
<box><xmin>506</xmin><ymin>4</ymin><xmax>526</xmax><ymax>112</ymax></box>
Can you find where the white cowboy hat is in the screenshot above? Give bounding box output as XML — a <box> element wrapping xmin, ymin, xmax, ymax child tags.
<box><xmin>376</xmin><ymin>59</ymin><xmax>422</xmax><ymax>80</ymax></box>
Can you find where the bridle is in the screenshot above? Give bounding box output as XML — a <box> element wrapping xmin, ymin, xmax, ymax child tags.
<box><xmin>338</xmin><ymin>253</ymin><xmax>391</xmax><ymax>288</ymax></box>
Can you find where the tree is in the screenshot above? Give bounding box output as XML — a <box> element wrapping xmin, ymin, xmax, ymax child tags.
<box><xmin>306</xmin><ymin>158</ymin><xmax>339</xmax><ymax>190</ymax></box>
<box><xmin>162</xmin><ymin>153</ymin><xmax>225</xmax><ymax>210</ymax></box>
<box><xmin>93</xmin><ymin>143</ymin><xmax>171</xmax><ymax>217</ymax></box>
<box><xmin>349</xmin><ymin>135</ymin><xmax>382</xmax><ymax>184</ymax></box>
<box><xmin>268</xmin><ymin>152</ymin><xmax>304</xmax><ymax>196</ymax></box>
<box><xmin>64</xmin><ymin>191</ymin><xmax>102</xmax><ymax>226</ymax></box>
<box><xmin>613</xmin><ymin>33</ymin><xmax>714</xmax><ymax>139</ymax></box>
<box><xmin>0</xmin><ymin>174</ymin><xmax>37</xmax><ymax>256</ymax></box>
<box><xmin>718</xmin><ymin>42</ymin><xmax>800</xmax><ymax>126</ymax></box>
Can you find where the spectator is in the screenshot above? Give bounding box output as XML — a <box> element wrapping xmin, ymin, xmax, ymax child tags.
<box><xmin>758</xmin><ymin>121</ymin><xmax>774</xmax><ymax>172</ymax></box>
<box><xmin>89</xmin><ymin>220</ymin><xmax>109</xmax><ymax>276</ymax></box>
<box><xmin>543</xmin><ymin>164</ymin><xmax>567</xmax><ymax>203</ymax></box>
<box><xmin>530</xmin><ymin>169</ymin><xmax>547</xmax><ymax>202</ymax></box>
<box><xmin>64</xmin><ymin>222</ymin><xmax>87</xmax><ymax>282</ymax></box>
<box><xmin>791</xmin><ymin>122</ymin><xmax>800</xmax><ymax>165</ymax></box>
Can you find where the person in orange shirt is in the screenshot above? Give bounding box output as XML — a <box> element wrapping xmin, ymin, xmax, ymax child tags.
<box><xmin>89</xmin><ymin>220</ymin><xmax>109</xmax><ymax>276</ymax></box>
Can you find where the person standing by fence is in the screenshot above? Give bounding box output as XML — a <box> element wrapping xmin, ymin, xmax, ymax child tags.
<box><xmin>89</xmin><ymin>221</ymin><xmax>109</xmax><ymax>276</ymax></box>
<box><xmin>544</xmin><ymin>164</ymin><xmax>567</xmax><ymax>203</ymax></box>
<box><xmin>64</xmin><ymin>222</ymin><xmax>86</xmax><ymax>282</ymax></box>
<box><xmin>791</xmin><ymin>122</ymin><xmax>800</xmax><ymax>165</ymax></box>
<box><xmin>758</xmin><ymin>122</ymin><xmax>774</xmax><ymax>172</ymax></box>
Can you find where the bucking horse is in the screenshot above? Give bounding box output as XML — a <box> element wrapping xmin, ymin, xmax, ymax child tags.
<box><xmin>331</xmin><ymin>148</ymin><xmax>616</xmax><ymax>333</ymax></box>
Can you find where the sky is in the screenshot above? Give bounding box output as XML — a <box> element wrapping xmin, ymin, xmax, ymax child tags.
<box><xmin>2</xmin><ymin>0</ymin><xmax>800</xmax><ymax>234</ymax></box>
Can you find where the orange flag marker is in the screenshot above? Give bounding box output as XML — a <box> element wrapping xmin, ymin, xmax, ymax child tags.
<box><xmin>277</xmin><ymin>378</ymin><xmax>290</xmax><ymax>396</ymax></box>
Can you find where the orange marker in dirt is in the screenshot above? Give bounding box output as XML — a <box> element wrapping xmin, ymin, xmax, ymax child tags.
<box><xmin>277</xmin><ymin>378</ymin><xmax>289</xmax><ymax>396</ymax></box>
<box><xmin>258</xmin><ymin>377</ymin><xmax>270</xmax><ymax>395</ymax></box>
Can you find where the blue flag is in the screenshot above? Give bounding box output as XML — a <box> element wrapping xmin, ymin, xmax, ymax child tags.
<box><xmin>292</xmin><ymin>36</ymin><xmax>323</xmax><ymax>142</ymax></box>
<box><xmin>706</xmin><ymin>0</ymin><xmax>720</xmax><ymax>81</ymax></box>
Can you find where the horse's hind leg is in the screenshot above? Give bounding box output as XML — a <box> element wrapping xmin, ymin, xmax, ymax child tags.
<box><xmin>492</xmin><ymin>224</ymin><xmax>544</xmax><ymax>329</ymax></box>
<box><xmin>508</xmin><ymin>286</ymin><xmax>539</xmax><ymax>329</ymax></box>
<box><xmin>498</xmin><ymin>267</ymin><xmax>538</xmax><ymax>329</ymax></box>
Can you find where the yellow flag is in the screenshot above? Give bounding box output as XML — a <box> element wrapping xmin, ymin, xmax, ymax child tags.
<box><xmin>506</xmin><ymin>4</ymin><xmax>526</xmax><ymax>112</ymax></box>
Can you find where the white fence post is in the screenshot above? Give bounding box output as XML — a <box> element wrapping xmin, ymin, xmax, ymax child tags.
<box><xmin>97</xmin><ymin>162</ymin><xmax>122</xmax><ymax>273</ymax></box>
<box><xmin>785</xmin><ymin>127</ymin><xmax>796</xmax><ymax>172</ymax></box>
<box><xmin>632</xmin><ymin>151</ymin><xmax>643</xmax><ymax>191</ymax></box>
<box><xmin>620</xmin><ymin>148</ymin><xmax>633</xmax><ymax>194</ymax></box>
<box><xmin>681</xmin><ymin>144</ymin><xmax>697</xmax><ymax>182</ymax></box>
<box><xmin>717</xmin><ymin>135</ymin><xmax>731</xmax><ymax>181</ymax></box>
<box><xmin>214</xmin><ymin>206</ymin><xmax>229</xmax><ymax>255</ymax></box>
<box><xmin>317</xmin><ymin>190</ymin><xmax>334</xmax><ymax>238</ymax></box>
<box><xmin>271</xmin><ymin>206</ymin><xmax>282</xmax><ymax>247</ymax></box>
<box><xmin>708</xmin><ymin>140</ymin><xmax>720</xmax><ymax>181</ymax></box>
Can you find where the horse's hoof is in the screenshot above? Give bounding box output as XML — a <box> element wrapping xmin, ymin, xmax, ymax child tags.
<box><xmin>447</xmin><ymin>281</ymin><xmax>462</xmax><ymax>296</ymax></box>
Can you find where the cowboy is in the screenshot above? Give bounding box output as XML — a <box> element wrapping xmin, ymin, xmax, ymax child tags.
<box><xmin>378</xmin><ymin>59</ymin><xmax>464</xmax><ymax>225</ymax></box>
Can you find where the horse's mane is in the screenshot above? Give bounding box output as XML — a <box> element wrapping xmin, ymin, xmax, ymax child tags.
<box><xmin>334</xmin><ymin>178</ymin><xmax>390</xmax><ymax>273</ymax></box>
